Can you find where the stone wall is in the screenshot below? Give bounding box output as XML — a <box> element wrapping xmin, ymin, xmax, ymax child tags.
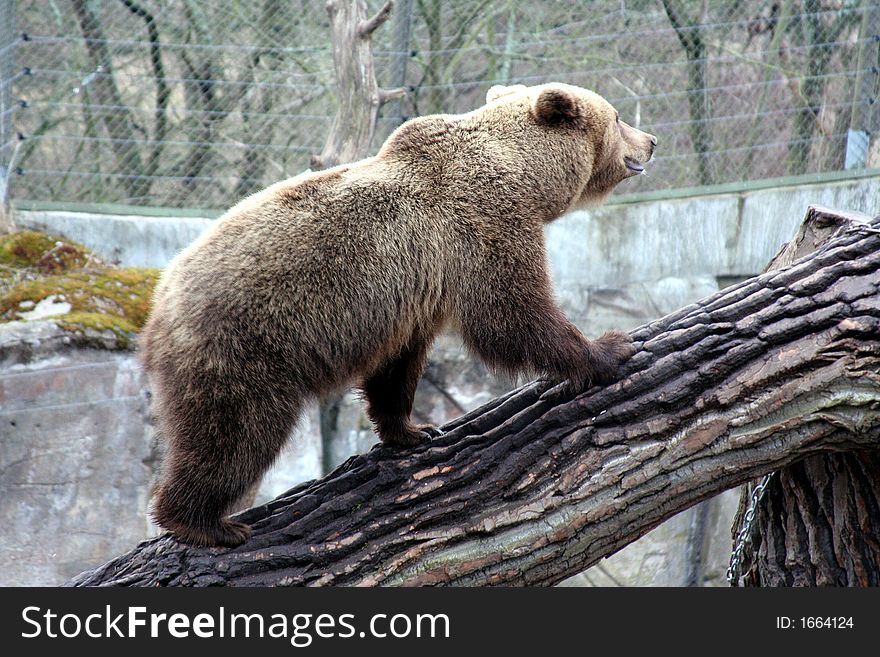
<box><xmin>3</xmin><ymin>173</ymin><xmax>878</xmax><ymax>585</ymax></box>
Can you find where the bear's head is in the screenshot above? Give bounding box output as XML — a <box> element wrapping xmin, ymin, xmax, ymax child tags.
<box><xmin>485</xmin><ymin>82</ymin><xmax>657</xmax><ymax>211</ymax></box>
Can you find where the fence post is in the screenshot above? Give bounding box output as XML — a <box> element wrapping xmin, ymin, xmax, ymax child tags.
<box><xmin>846</xmin><ymin>0</ymin><xmax>880</xmax><ymax>169</ymax></box>
<box><xmin>386</xmin><ymin>0</ymin><xmax>413</xmax><ymax>128</ymax></box>
<box><xmin>0</xmin><ymin>0</ymin><xmax>17</xmax><ymax>232</ymax></box>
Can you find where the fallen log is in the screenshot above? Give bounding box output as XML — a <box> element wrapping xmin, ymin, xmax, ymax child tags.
<box><xmin>71</xmin><ymin>207</ymin><xmax>880</xmax><ymax>586</ymax></box>
<box><xmin>731</xmin><ymin>206</ymin><xmax>880</xmax><ymax>586</ymax></box>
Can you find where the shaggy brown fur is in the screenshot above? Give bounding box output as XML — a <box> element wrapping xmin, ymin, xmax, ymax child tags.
<box><xmin>141</xmin><ymin>82</ymin><xmax>657</xmax><ymax>547</ymax></box>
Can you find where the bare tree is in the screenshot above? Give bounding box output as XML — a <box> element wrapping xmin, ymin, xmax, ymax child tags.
<box><xmin>71</xmin><ymin>0</ymin><xmax>149</xmax><ymax>199</ymax></box>
<box><xmin>411</xmin><ymin>0</ymin><xmax>497</xmax><ymax>115</ymax></box>
<box><xmin>312</xmin><ymin>0</ymin><xmax>404</xmax><ymax>169</ymax></box>
<box><xmin>842</xmin><ymin>0</ymin><xmax>879</xmax><ymax>169</ymax></box>
<box><xmin>119</xmin><ymin>0</ymin><xmax>169</xmax><ymax>183</ymax></box>
<box><xmin>661</xmin><ymin>0</ymin><xmax>714</xmax><ymax>185</ymax></box>
<box><xmin>785</xmin><ymin>0</ymin><xmax>861</xmax><ymax>175</ymax></box>
<box><xmin>234</xmin><ymin>0</ymin><xmax>287</xmax><ymax>199</ymax></box>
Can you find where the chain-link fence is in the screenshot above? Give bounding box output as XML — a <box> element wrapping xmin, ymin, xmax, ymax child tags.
<box><xmin>1</xmin><ymin>0</ymin><xmax>878</xmax><ymax>211</ymax></box>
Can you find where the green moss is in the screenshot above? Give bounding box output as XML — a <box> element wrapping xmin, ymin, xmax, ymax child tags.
<box><xmin>0</xmin><ymin>269</ymin><xmax>19</xmax><ymax>289</ymax></box>
<box><xmin>0</xmin><ymin>229</ymin><xmax>160</xmax><ymax>348</ymax></box>
<box><xmin>0</xmin><ymin>268</ymin><xmax>160</xmax><ymax>327</ymax></box>
<box><xmin>0</xmin><ymin>230</ymin><xmax>57</xmax><ymax>267</ymax></box>
<box><xmin>0</xmin><ymin>230</ymin><xmax>92</xmax><ymax>272</ymax></box>
<box><xmin>57</xmin><ymin>312</ymin><xmax>139</xmax><ymax>349</ymax></box>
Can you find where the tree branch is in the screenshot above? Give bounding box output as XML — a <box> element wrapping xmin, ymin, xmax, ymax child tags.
<box><xmin>70</xmin><ymin>207</ymin><xmax>880</xmax><ymax>586</ymax></box>
<box><xmin>378</xmin><ymin>86</ymin><xmax>407</xmax><ymax>105</ymax></box>
<box><xmin>661</xmin><ymin>0</ymin><xmax>696</xmax><ymax>52</ymax></box>
<box><xmin>358</xmin><ymin>0</ymin><xmax>394</xmax><ymax>38</ymax></box>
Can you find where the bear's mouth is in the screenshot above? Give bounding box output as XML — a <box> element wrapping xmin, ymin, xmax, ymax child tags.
<box><xmin>624</xmin><ymin>157</ymin><xmax>645</xmax><ymax>173</ymax></box>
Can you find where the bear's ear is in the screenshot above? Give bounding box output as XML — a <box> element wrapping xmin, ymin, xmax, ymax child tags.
<box><xmin>532</xmin><ymin>88</ymin><xmax>580</xmax><ymax>126</ymax></box>
<box><xmin>486</xmin><ymin>84</ymin><xmax>526</xmax><ymax>104</ymax></box>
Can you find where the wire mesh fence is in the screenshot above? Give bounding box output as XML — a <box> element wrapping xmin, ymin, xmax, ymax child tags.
<box><xmin>1</xmin><ymin>0</ymin><xmax>878</xmax><ymax>212</ymax></box>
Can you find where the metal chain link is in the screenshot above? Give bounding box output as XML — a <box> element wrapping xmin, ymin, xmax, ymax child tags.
<box><xmin>848</xmin><ymin>223</ymin><xmax>880</xmax><ymax>235</ymax></box>
<box><xmin>726</xmin><ymin>471</ymin><xmax>776</xmax><ymax>586</ymax></box>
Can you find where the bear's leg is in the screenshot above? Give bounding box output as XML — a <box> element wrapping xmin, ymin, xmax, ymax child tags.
<box><xmin>361</xmin><ymin>335</ymin><xmax>437</xmax><ymax>447</ymax></box>
<box><xmin>153</xmin><ymin>451</ymin><xmax>253</xmax><ymax>548</ymax></box>
<box><xmin>459</xmin><ymin>278</ymin><xmax>635</xmax><ymax>394</ymax></box>
<box><xmin>151</xmin><ymin>383</ymin><xmax>298</xmax><ymax>547</ymax></box>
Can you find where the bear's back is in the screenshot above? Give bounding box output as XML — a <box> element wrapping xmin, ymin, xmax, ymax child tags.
<box><xmin>145</xmin><ymin>161</ymin><xmax>452</xmax><ymax>386</ymax></box>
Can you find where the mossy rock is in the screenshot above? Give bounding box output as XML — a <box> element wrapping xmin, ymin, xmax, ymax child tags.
<box><xmin>1</xmin><ymin>267</ymin><xmax>159</xmax><ymax>320</ymax></box>
<box><xmin>0</xmin><ymin>230</ymin><xmax>160</xmax><ymax>348</ymax></box>
<box><xmin>58</xmin><ymin>312</ymin><xmax>142</xmax><ymax>349</ymax></box>
<box><xmin>0</xmin><ymin>230</ymin><xmax>94</xmax><ymax>273</ymax></box>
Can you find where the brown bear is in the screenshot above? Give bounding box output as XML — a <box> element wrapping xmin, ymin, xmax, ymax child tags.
<box><xmin>141</xmin><ymin>82</ymin><xmax>657</xmax><ymax>547</ymax></box>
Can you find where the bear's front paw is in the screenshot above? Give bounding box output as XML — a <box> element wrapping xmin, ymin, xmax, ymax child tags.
<box><xmin>550</xmin><ymin>330</ymin><xmax>636</xmax><ymax>398</ymax></box>
<box><xmin>379</xmin><ymin>422</ymin><xmax>436</xmax><ymax>448</ymax></box>
<box><xmin>595</xmin><ymin>329</ymin><xmax>636</xmax><ymax>362</ymax></box>
<box><xmin>416</xmin><ymin>423</ymin><xmax>444</xmax><ymax>438</ymax></box>
<box><xmin>588</xmin><ymin>330</ymin><xmax>636</xmax><ymax>384</ymax></box>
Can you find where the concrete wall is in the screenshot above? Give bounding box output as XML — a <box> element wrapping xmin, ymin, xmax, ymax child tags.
<box><xmin>4</xmin><ymin>173</ymin><xmax>878</xmax><ymax>586</ymax></box>
<box><xmin>547</xmin><ymin>175</ymin><xmax>879</xmax><ymax>333</ymax></box>
<box><xmin>16</xmin><ymin>175</ymin><xmax>879</xmax><ymax>275</ymax></box>
<box><xmin>0</xmin><ymin>321</ymin><xmax>154</xmax><ymax>585</ymax></box>
<box><xmin>13</xmin><ymin>211</ymin><xmax>213</xmax><ymax>268</ymax></box>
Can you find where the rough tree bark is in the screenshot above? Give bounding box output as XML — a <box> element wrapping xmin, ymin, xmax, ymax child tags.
<box><xmin>735</xmin><ymin>452</ymin><xmax>880</xmax><ymax>586</ymax></box>
<box><xmin>69</xmin><ymin>207</ymin><xmax>880</xmax><ymax>587</ymax></box>
<box><xmin>732</xmin><ymin>206</ymin><xmax>880</xmax><ymax>586</ymax></box>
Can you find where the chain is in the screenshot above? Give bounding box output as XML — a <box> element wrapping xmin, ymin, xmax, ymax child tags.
<box><xmin>726</xmin><ymin>472</ymin><xmax>776</xmax><ymax>586</ymax></box>
<box><xmin>847</xmin><ymin>222</ymin><xmax>880</xmax><ymax>235</ymax></box>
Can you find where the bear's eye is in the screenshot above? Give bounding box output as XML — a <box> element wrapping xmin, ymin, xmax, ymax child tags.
<box><xmin>615</xmin><ymin>112</ymin><xmax>620</xmax><ymax>123</ymax></box>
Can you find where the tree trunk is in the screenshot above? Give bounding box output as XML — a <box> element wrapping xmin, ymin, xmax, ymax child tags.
<box><xmin>69</xmin><ymin>207</ymin><xmax>880</xmax><ymax>587</ymax></box>
<box><xmin>735</xmin><ymin>452</ymin><xmax>880</xmax><ymax>586</ymax></box>
<box><xmin>661</xmin><ymin>0</ymin><xmax>713</xmax><ymax>185</ymax></box>
<box><xmin>731</xmin><ymin>206</ymin><xmax>880</xmax><ymax>586</ymax></box>
<box><xmin>312</xmin><ymin>0</ymin><xmax>404</xmax><ymax>170</ymax></box>
<box><xmin>71</xmin><ymin>0</ymin><xmax>149</xmax><ymax>200</ymax></box>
